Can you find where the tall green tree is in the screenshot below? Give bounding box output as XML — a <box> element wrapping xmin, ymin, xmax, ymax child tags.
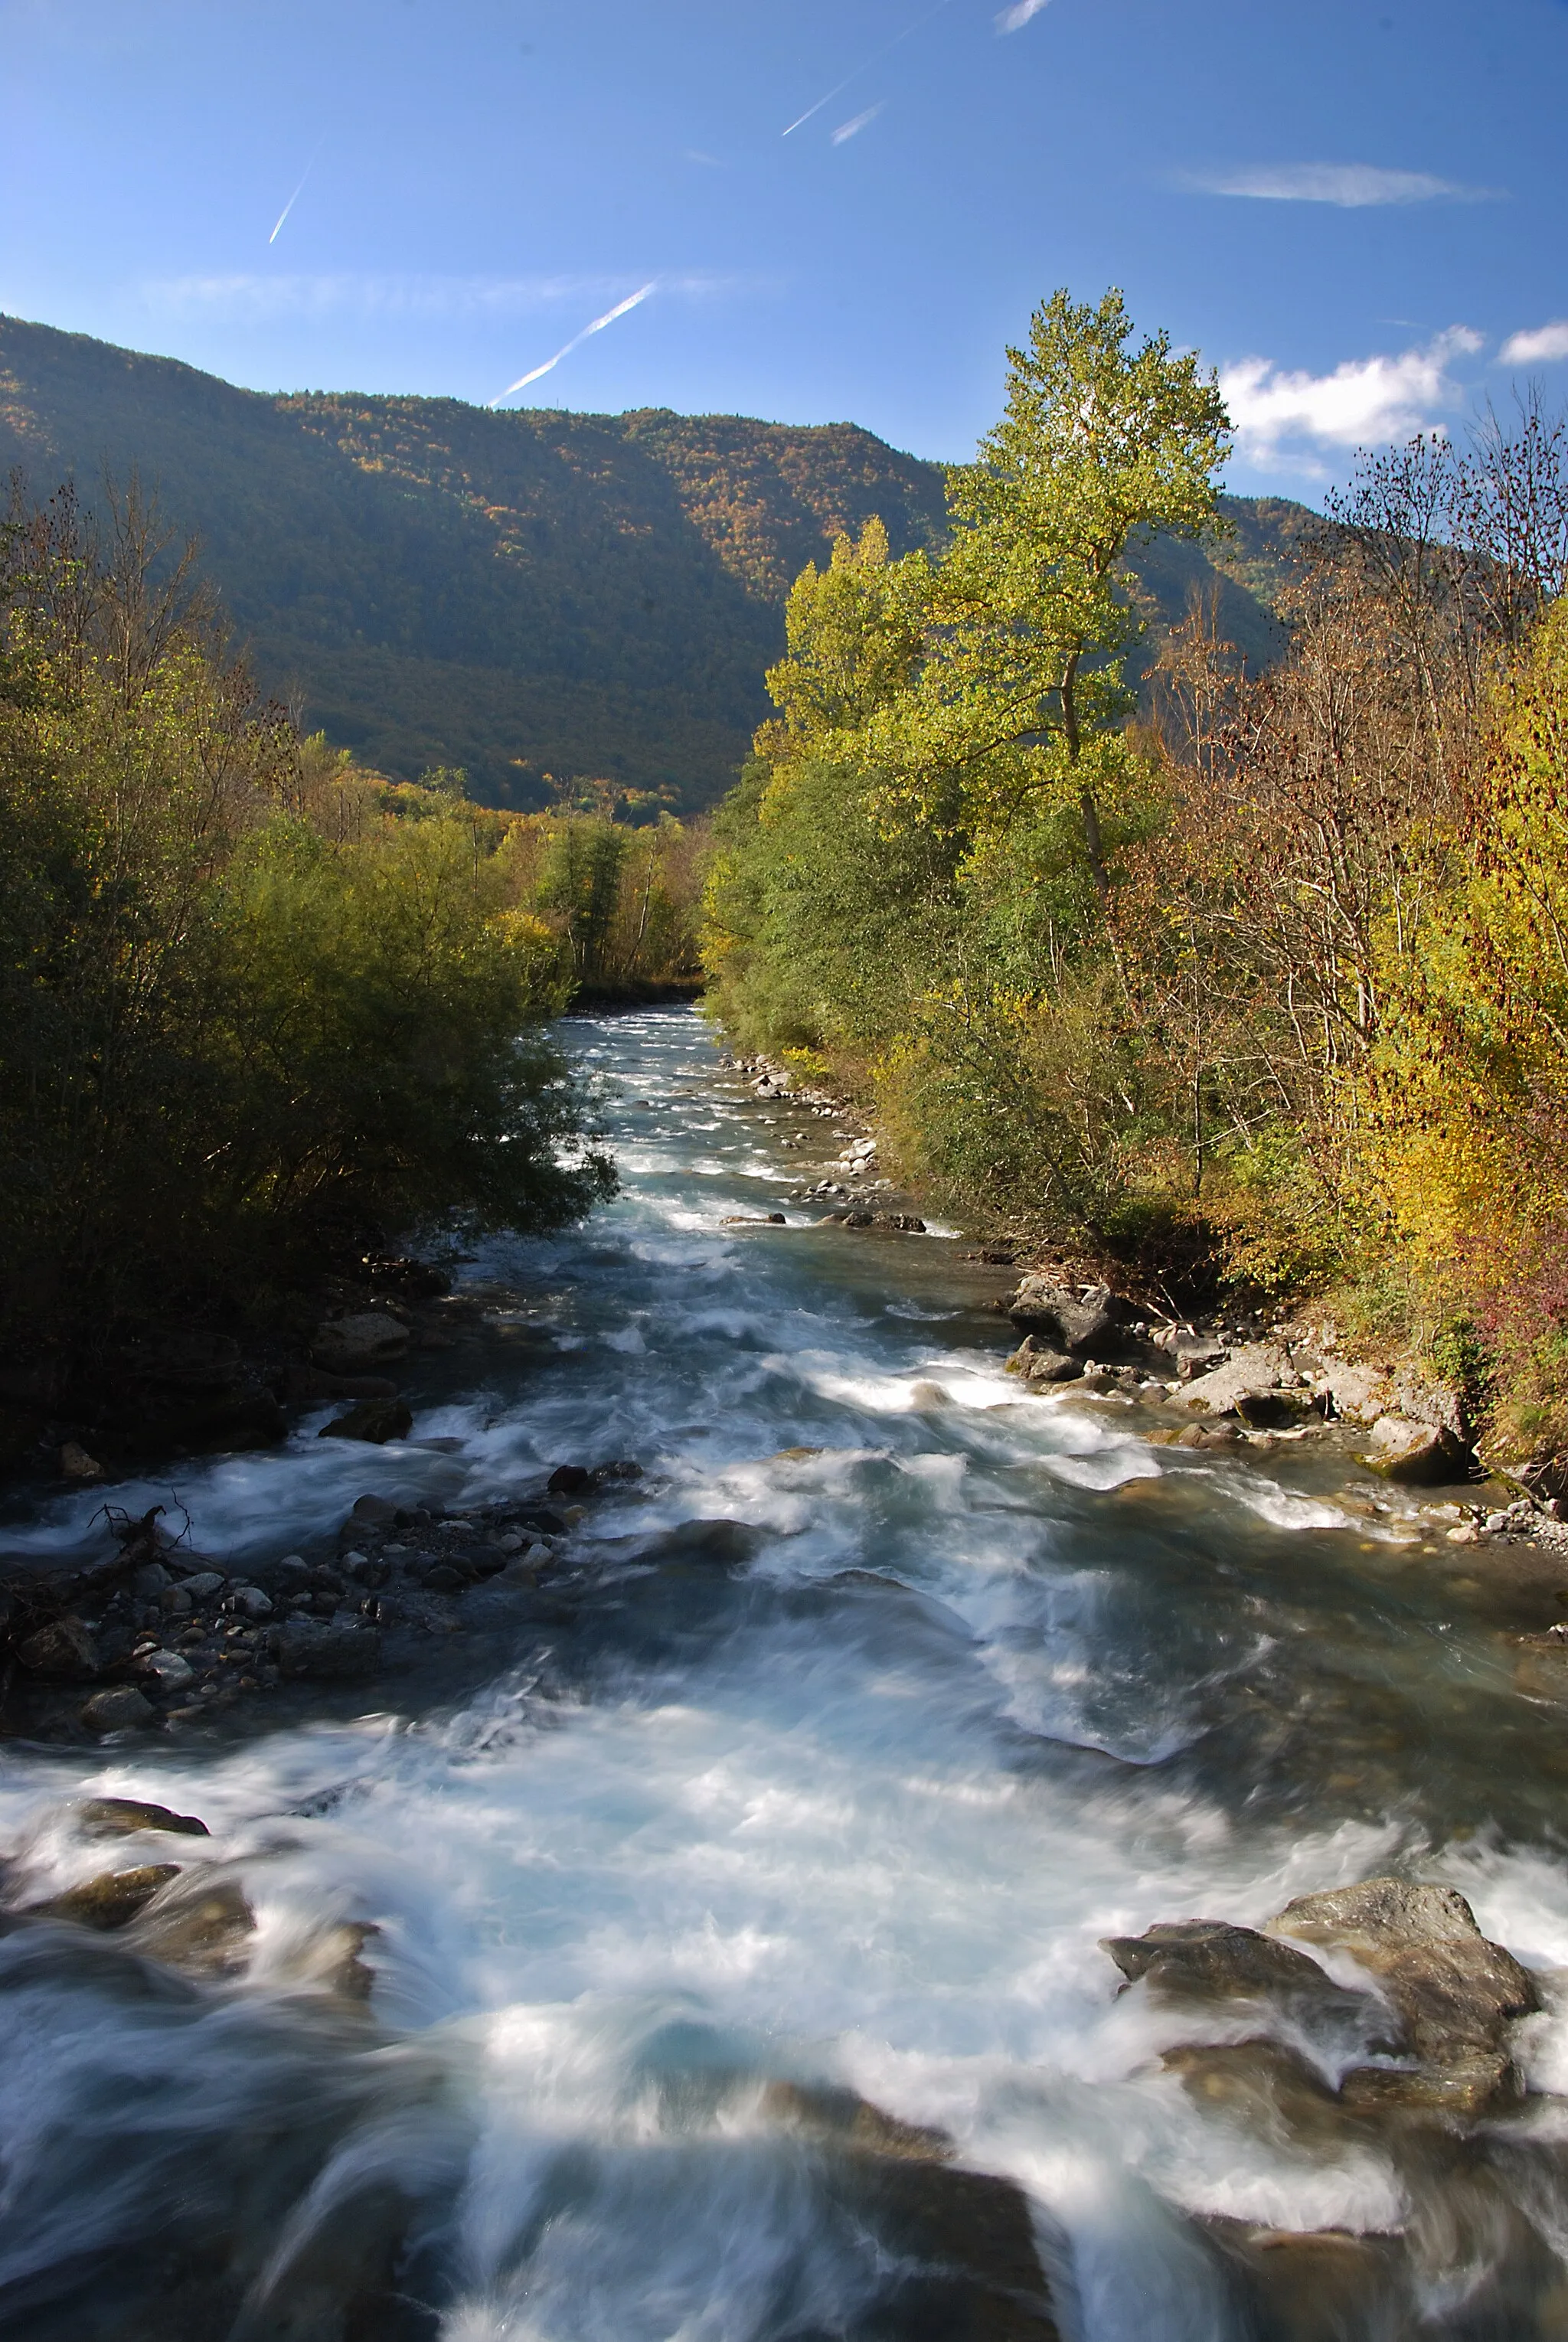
<box><xmin>868</xmin><ymin>287</ymin><xmax>1230</xmax><ymax>900</ymax></box>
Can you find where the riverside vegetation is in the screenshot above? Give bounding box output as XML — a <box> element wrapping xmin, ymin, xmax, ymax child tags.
<box><xmin>0</xmin><ymin>482</ymin><xmax>704</xmax><ymax>1468</ymax></box>
<box><xmin>702</xmin><ymin>288</ymin><xmax>1568</xmax><ymax>1481</ymax></box>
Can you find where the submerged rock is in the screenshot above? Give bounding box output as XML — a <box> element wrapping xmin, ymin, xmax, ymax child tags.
<box><xmin>28</xmin><ymin>1863</ymin><xmax>181</xmax><ymax>1929</ymax></box>
<box><xmin>131</xmin><ymin>1873</ymin><xmax>255</xmax><ymax>1975</ymax></box>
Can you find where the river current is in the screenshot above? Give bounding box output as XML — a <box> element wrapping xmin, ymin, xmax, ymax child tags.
<box><xmin>5</xmin><ymin>1005</ymin><xmax>1568</xmax><ymax>2340</ymax></box>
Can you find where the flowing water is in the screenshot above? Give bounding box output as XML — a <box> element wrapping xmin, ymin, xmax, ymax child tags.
<box><xmin>5</xmin><ymin>1006</ymin><xmax>1568</xmax><ymax>2340</ymax></box>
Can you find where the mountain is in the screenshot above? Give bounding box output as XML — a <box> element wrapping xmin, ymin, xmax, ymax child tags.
<box><xmin>0</xmin><ymin>314</ymin><xmax>1308</xmax><ymax>810</ymax></box>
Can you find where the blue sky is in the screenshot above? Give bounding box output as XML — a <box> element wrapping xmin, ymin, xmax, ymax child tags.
<box><xmin>2</xmin><ymin>0</ymin><xmax>1564</xmax><ymax>493</ymax></box>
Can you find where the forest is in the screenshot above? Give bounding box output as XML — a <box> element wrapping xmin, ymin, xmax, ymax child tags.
<box><xmin>702</xmin><ymin>289</ymin><xmax>1568</xmax><ymax>1465</ymax></box>
<box><xmin>0</xmin><ymin>479</ymin><xmax>702</xmax><ymax>1436</ymax></box>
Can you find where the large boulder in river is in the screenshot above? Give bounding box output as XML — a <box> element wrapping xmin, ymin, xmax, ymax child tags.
<box><xmin>1268</xmin><ymin>1877</ymin><xmax>1538</xmax><ymax>2112</ymax></box>
<box><xmin>318</xmin><ymin>1396</ymin><xmax>413</xmax><ymax>1445</ymax></box>
<box><xmin>1004</xmin><ymin>1278</ymin><xmax>1139</xmax><ymax>1357</ymax></box>
<box><xmin>1359</xmin><ymin>1413</ymin><xmax>1465</xmax><ymax>1485</ymax></box>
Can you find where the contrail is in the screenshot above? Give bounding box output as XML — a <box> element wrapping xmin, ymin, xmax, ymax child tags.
<box><xmin>831</xmin><ymin>105</ymin><xmax>884</xmax><ymax>145</ymax></box>
<box><xmin>268</xmin><ymin>138</ymin><xmax>324</xmax><ymax>246</ymax></box>
<box><xmin>782</xmin><ymin>0</ymin><xmax>953</xmax><ymax>136</ymax></box>
<box><xmin>488</xmin><ymin>283</ymin><xmax>657</xmax><ymax>407</ymax></box>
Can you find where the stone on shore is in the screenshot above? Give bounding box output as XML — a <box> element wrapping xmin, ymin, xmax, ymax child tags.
<box><xmin>1359</xmin><ymin>1413</ymin><xmax>1465</xmax><ymax>1484</ymax></box>
<box><xmin>80</xmin><ymin>1685</ymin><xmax>156</xmax><ymax>1735</ymax></box>
<box><xmin>311</xmin><ymin>1311</ymin><xmax>410</xmax><ymax>1370</ymax></box>
<box><xmin>1180</xmin><ymin>1344</ymin><xmax>1294</xmax><ymax>1419</ymax></box>
<box><xmin>1006</xmin><ymin>1277</ymin><xmax>1138</xmax><ymax>1357</ymax></box>
<box><xmin>15</xmin><ymin>1615</ymin><xmax>100</xmax><ymax>1677</ymax></box>
<box><xmin>274</xmin><ymin>1620</ymin><xmax>382</xmax><ymax>1679</ymax></box>
<box><xmin>1007</xmin><ymin>1336</ymin><xmax>1083</xmax><ymax>1385</ymax></box>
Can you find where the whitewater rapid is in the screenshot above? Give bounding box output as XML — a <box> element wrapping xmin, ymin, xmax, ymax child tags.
<box><xmin>5</xmin><ymin>1006</ymin><xmax>1568</xmax><ymax>2340</ymax></box>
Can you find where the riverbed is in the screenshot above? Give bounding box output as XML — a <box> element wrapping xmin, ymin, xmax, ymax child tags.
<box><xmin>5</xmin><ymin>1005</ymin><xmax>1568</xmax><ymax>2340</ymax></box>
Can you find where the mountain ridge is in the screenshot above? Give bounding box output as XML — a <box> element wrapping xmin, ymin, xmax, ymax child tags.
<box><xmin>0</xmin><ymin>313</ymin><xmax>1310</xmax><ymax>808</ymax></box>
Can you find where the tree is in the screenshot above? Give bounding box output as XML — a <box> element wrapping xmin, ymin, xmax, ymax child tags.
<box><xmin>867</xmin><ymin>288</ymin><xmax>1230</xmax><ymax>903</ymax></box>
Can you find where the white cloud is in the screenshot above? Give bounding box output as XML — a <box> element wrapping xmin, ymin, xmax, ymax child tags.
<box><xmin>1501</xmin><ymin>320</ymin><xmax>1568</xmax><ymax>366</ymax></box>
<box><xmin>1220</xmin><ymin>327</ymin><xmax>1485</xmax><ymax>470</ymax></box>
<box><xmin>139</xmin><ymin>272</ymin><xmax>740</xmax><ymax>322</ymax></box>
<box><xmin>1182</xmin><ymin>162</ymin><xmax>1497</xmax><ymax>207</ymax></box>
<box><xmin>995</xmin><ymin>0</ymin><xmax>1050</xmax><ymax>28</ymax></box>
<box><xmin>831</xmin><ymin>104</ymin><xmax>883</xmax><ymax>145</ymax></box>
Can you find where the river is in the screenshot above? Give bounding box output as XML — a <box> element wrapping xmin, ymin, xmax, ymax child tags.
<box><xmin>5</xmin><ymin>1004</ymin><xmax>1568</xmax><ymax>2340</ymax></box>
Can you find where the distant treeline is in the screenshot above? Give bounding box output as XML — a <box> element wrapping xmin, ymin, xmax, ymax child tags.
<box><xmin>704</xmin><ymin>289</ymin><xmax>1568</xmax><ymax>1464</ymax></box>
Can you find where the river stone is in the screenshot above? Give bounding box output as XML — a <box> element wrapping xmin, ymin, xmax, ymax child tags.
<box><xmin>29</xmin><ymin>1862</ymin><xmax>181</xmax><ymax>1929</ymax></box>
<box><xmin>80</xmin><ymin>1685</ymin><xmax>156</xmax><ymax>1735</ymax></box>
<box><xmin>761</xmin><ymin>2079</ymin><xmax>953</xmax><ymax>2162</ymax></box>
<box><xmin>1101</xmin><ymin>1920</ymin><xmax>1381</xmax><ymax>2034</ymax></box>
<box><xmin>635</xmin><ymin>1518</ymin><xmax>765</xmax><ymax>1571</ymax></box>
<box><xmin>181</xmin><ymin>1571</ymin><xmax>227</xmax><ymax>1600</ymax></box>
<box><xmin>135</xmin><ymin>1647</ymin><xmax>194</xmax><ymax>1693</ymax></box>
<box><xmin>1006</xmin><ymin>1277</ymin><xmax>1137</xmax><ymax>1357</ymax></box>
<box><xmin>80</xmin><ymin>1795</ymin><xmax>210</xmax><ymax>1837</ymax></box>
<box><xmin>312</xmin><ymin>1311</ymin><xmax>410</xmax><ymax>1370</ymax></box>
<box><xmin>318</xmin><ymin>1396</ymin><xmax>413</xmax><ymax>1445</ymax></box>
<box><xmin>274</xmin><ymin>1620</ymin><xmax>382</xmax><ymax>1679</ymax></box>
<box><xmin>1268</xmin><ymin>1877</ymin><xmax>1537</xmax><ymax>2109</ymax></box>
<box><xmin>1174</xmin><ymin>1334</ymin><xmax>1228</xmax><ymax>1381</ymax></box>
<box><xmin>1180</xmin><ymin>1344</ymin><xmax>1291</xmax><ymax>1417</ymax></box>
<box><xmin>1007</xmin><ymin>1337</ymin><xmax>1083</xmax><ymax>1386</ymax></box>
<box><xmin>1359</xmin><ymin>1414</ymin><xmax>1465</xmax><ymax>1485</ymax></box>
<box><xmin>15</xmin><ymin>1615</ymin><xmax>99</xmax><ymax>1677</ymax></box>
<box><xmin>132</xmin><ymin>1875</ymin><xmax>255</xmax><ymax>1975</ymax></box>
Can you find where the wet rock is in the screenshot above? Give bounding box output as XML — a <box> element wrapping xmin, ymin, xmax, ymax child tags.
<box><xmin>131</xmin><ymin>1874</ymin><xmax>254</xmax><ymax>1974</ymax></box>
<box><xmin>1359</xmin><ymin>1413</ymin><xmax>1465</xmax><ymax>1485</ymax></box>
<box><xmin>15</xmin><ymin>1615</ymin><xmax>99</xmax><ymax>1677</ymax></box>
<box><xmin>182</xmin><ymin>1570</ymin><xmax>227</xmax><ymax>1600</ymax></box>
<box><xmin>1006</xmin><ymin>1277</ymin><xmax>1138</xmax><ymax>1357</ymax></box>
<box><xmin>80</xmin><ymin>1795</ymin><xmax>210</xmax><ymax>1837</ymax></box>
<box><xmin>318</xmin><ymin>1395</ymin><xmax>413</xmax><ymax>1445</ymax></box>
<box><xmin>547</xmin><ymin>1463</ymin><xmax>592</xmax><ymax>1494</ymax></box>
<box><xmin>1174</xmin><ymin>1422</ymin><xmax>1240</xmax><ymax>1449</ymax></box>
<box><xmin>589</xmin><ymin>1458</ymin><xmax>645</xmax><ymax>1489</ymax></box>
<box><xmin>421</xmin><ymin>1563</ymin><xmax>467</xmax><ymax>1593</ymax></box>
<box><xmin>1202</xmin><ymin>2220</ymin><xmax>1410</xmax><ymax>2342</ymax></box>
<box><xmin>1102</xmin><ymin>1920</ymin><xmax>1383</xmax><ymax>2036</ymax></box>
<box><xmin>1007</xmin><ymin>1337</ymin><xmax>1083</xmax><ymax>1386</ymax></box>
<box><xmin>273</xmin><ymin>1620</ymin><xmax>381</xmax><ymax>1679</ymax></box>
<box><xmin>635</xmin><ymin>1518</ymin><xmax>765</xmax><ymax>1571</ymax></box>
<box><xmin>80</xmin><ymin>1685</ymin><xmax>156</xmax><ymax>1735</ymax></box>
<box><xmin>133</xmin><ymin>1561</ymin><xmax>173</xmax><ymax>1596</ymax></box>
<box><xmin>854</xmin><ymin>2157</ymin><xmax>1060</xmax><ymax>2342</ymax></box>
<box><xmin>1269</xmin><ymin>1877</ymin><xmax>1538</xmax><ymax>2111</ymax></box>
<box><xmin>58</xmin><ymin>1439</ymin><xmax>105</xmax><ymax>1481</ymax></box>
<box><xmin>311</xmin><ymin>1311</ymin><xmax>410</xmax><ymax>1371</ymax></box>
<box><xmin>349</xmin><ymin>1492</ymin><xmax>403</xmax><ymax>1529</ymax></box>
<box><xmin>134</xmin><ymin>1647</ymin><xmax>194</xmax><ymax>1694</ymax></box>
<box><xmin>28</xmin><ymin>1862</ymin><xmax>181</xmax><ymax>1929</ymax></box>
<box><xmin>762</xmin><ymin>2079</ymin><xmax>953</xmax><ymax>2161</ymax></box>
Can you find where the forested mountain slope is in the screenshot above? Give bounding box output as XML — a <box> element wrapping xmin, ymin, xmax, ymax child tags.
<box><xmin>0</xmin><ymin>313</ymin><xmax>1308</xmax><ymax>807</ymax></box>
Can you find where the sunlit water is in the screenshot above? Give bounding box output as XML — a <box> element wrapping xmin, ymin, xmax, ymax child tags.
<box><xmin>5</xmin><ymin>1008</ymin><xmax>1568</xmax><ymax>2339</ymax></box>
